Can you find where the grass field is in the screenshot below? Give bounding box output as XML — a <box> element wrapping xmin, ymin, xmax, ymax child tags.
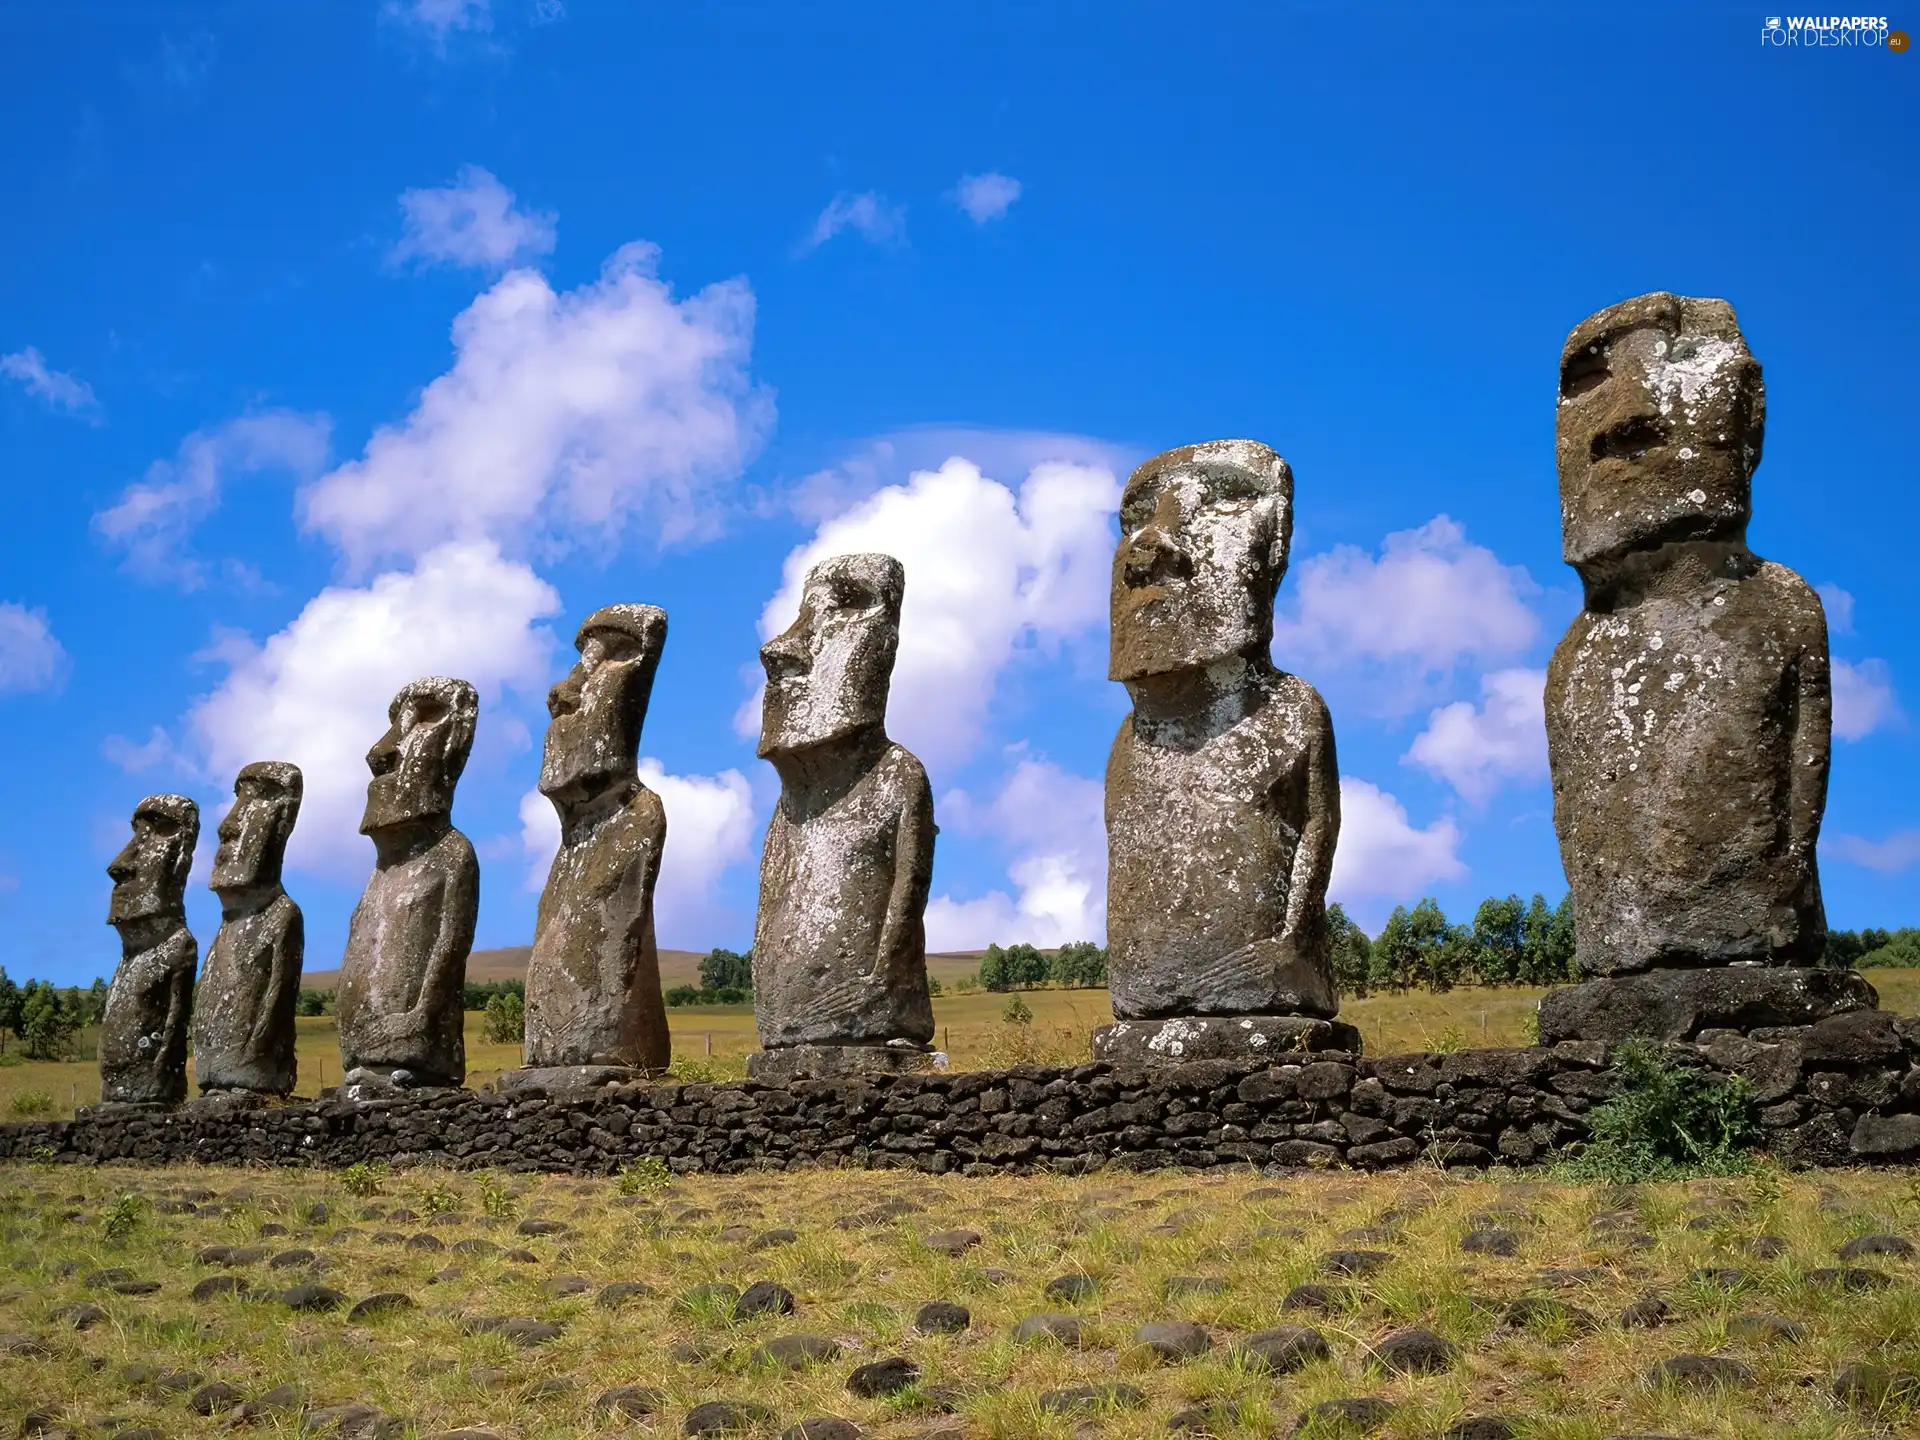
<box><xmin>4</xmin><ymin>1162</ymin><xmax>1919</xmax><ymax>1438</ymax></box>
<box><xmin>4</xmin><ymin>971</ymin><xmax>1917</xmax><ymax>1123</ymax></box>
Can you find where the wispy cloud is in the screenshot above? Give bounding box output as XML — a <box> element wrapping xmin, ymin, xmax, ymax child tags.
<box><xmin>0</xmin><ymin>602</ymin><xmax>69</xmax><ymax>696</ymax></box>
<box><xmin>953</xmin><ymin>171</ymin><xmax>1021</xmax><ymax>223</ymax></box>
<box><xmin>801</xmin><ymin>191</ymin><xmax>905</xmax><ymax>253</ymax></box>
<box><xmin>391</xmin><ymin>165</ymin><xmax>556</xmax><ymax>273</ymax></box>
<box><xmin>1828</xmin><ymin>830</ymin><xmax>1920</xmax><ymax>875</ymax></box>
<box><xmin>1</xmin><ymin>346</ymin><xmax>101</xmax><ymax>421</ymax></box>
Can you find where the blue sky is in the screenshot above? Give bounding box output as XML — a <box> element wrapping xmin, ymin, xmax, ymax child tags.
<box><xmin>2</xmin><ymin>2</ymin><xmax>1914</xmax><ymax>987</ymax></box>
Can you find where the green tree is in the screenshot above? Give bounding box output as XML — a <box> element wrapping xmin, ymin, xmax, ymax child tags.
<box><xmin>1860</xmin><ymin>930</ymin><xmax>1920</xmax><ymax>968</ymax></box>
<box><xmin>1470</xmin><ymin>894</ymin><xmax>1526</xmax><ymax>985</ymax></box>
<box><xmin>1049</xmin><ymin>941</ymin><xmax>1108</xmax><ymax>989</ymax></box>
<box><xmin>20</xmin><ymin>983</ymin><xmax>77</xmax><ymax>1060</ymax></box>
<box><xmin>698</xmin><ymin>947</ymin><xmax>754</xmax><ymax>992</ymax></box>
<box><xmin>0</xmin><ymin>967</ymin><xmax>21</xmax><ymax>1052</ymax></box>
<box><xmin>1002</xmin><ymin>943</ymin><xmax>1049</xmax><ymax>988</ymax></box>
<box><xmin>82</xmin><ymin>977</ymin><xmax>110</xmax><ymax>1027</ymax></box>
<box><xmin>1371</xmin><ymin>898</ymin><xmax>1456</xmax><ymax>992</ymax></box>
<box><xmin>1823</xmin><ymin>928</ymin><xmax>1867</xmax><ymax>968</ymax></box>
<box><xmin>1327</xmin><ymin>904</ymin><xmax>1372</xmax><ymax>998</ymax></box>
<box><xmin>1547</xmin><ymin>893</ymin><xmax>1577</xmax><ymax>980</ymax></box>
<box><xmin>482</xmin><ymin>991</ymin><xmax>525</xmax><ymax>1044</ymax></box>
<box><xmin>977</xmin><ymin>943</ymin><xmax>1010</xmax><ymax>991</ymax></box>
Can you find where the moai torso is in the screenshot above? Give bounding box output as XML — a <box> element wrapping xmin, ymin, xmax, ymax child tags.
<box><xmin>526</xmin><ymin>790</ymin><xmax>668</xmax><ymax>1065</ymax></box>
<box><xmin>1547</xmin><ymin>553</ymin><xmax>1828</xmax><ymax>974</ymax></box>
<box><xmin>1546</xmin><ymin>292</ymin><xmax>1829</xmax><ymax>978</ymax></box>
<box><xmin>100</xmin><ymin>793</ymin><xmax>199</xmax><ymax>1105</ymax></box>
<box><xmin>100</xmin><ymin>927</ymin><xmax>196</xmax><ymax>1105</ymax></box>
<box><xmin>336</xmin><ymin>827</ymin><xmax>478</xmax><ymax>1081</ymax></box>
<box><xmin>753</xmin><ymin>741</ymin><xmax>935</xmax><ymax>1047</ymax></box>
<box><xmin>335</xmin><ymin>677</ymin><xmax>480</xmax><ymax>1088</ymax></box>
<box><xmin>1107</xmin><ymin>668</ymin><xmax>1339</xmax><ymax>1017</ymax></box>
<box><xmin>195</xmin><ymin>895</ymin><xmax>303</xmax><ymax>1094</ymax></box>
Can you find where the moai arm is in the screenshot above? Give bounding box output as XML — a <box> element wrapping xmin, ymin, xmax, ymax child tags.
<box><xmin>162</xmin><ymin>939</ymin><xmax>195</xmax><ymax>1059</ymax></box>
<box><xmin>251</xmin><ymin>904</ymin><xmax>304</xmax><ymax>1054</ymax></box>
<box><xmin>412</xmin><ymin>840</ymin><xmax>478</xmax><ymax>1029</ymax></box>
<box><xmin>1789</xmin><ymin>619</ymin><xmax>1832</xmax><ymax>895</ymax></box>
<box><xmin>876</xmin><ymin>758</ymin><xmax>936</xmax><ymax>978</ymax></box>
<box><xmin>1281</xmin><ymin>694</ymin><xmax>1340</xmax><ymax>950</ymax></box>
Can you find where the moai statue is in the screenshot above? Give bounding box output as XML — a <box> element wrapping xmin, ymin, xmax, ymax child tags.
<box><xmin>748</xmin><ymin>553</ymin><xmax>937</xmax><ymax>1081</ymax></box>
<box><xmin>515</xmin><ymin>605</ymin><xmax>672</xmax><ymax>1090</ymax></box>
<box><xmin>1093</xmin><ymin>440</ymin><xmax>1359</xmax><ymax>1064</ymax></box>
<box><xmin>1537</xmin><ymin>292</ymin><xmax>1871</xmax><ymax>1043</ymax></box>
<box><xmin>336</xmin><ymin>678</ymin><xmax>480</xmax><ymax>1094</ymax></box>
<box><xmin>99</xmin><ymin>795</ymin><xmax>199</xmax><ymax>1106</ymax></box>
<box><xmin>193</xmin><ymin>763</ymin><xmax>304</xmax><ymax>1099</ymax></box>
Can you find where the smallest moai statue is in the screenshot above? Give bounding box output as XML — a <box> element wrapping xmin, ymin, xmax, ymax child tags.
<box><xmin>193</xmin><ymin>763</ymin><xmax>304</xmax><ymax>1099</ymax></box>
<box><xmin>335</xmin><ymin>678</ymin><xmax>480</xmax><ymax>1096</ymax></box>
<box><xmin>99</xmin><ymin>794</ymin><xmax>199</xmax><ymax>1107</ymax></box>
<box><xmin>1537</xmin><ymin>291</ymin><xmax>1872</xmax><ymax>1043</ymax></box>
<box><xmin>748</xmin><ymin>553</ymin><xmax>937</xmax><ymax>1081</ymax></box>
<box><xmin>514</xmin><ymin>604</ymin><xmax>673</xmax><ymax>1093</ymax></box>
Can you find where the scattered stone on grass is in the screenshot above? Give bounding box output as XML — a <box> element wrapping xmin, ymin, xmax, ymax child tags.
<box><xmin>753</xmin><ymin>1335</ymin><xmax>841</xmax><ymax>1369</ymax></box>
<box><xmin>846</xmin><ymin>1357</ymin><xmax>918</xmax><ymax>1398</ymax></box>
<box><xmin>1292</xmin><ymin>1396</ymin><xmax>1394</xmax><ymax>1435</ymax></box>
<box><xmin>1618</xmin><ymin>1296</ymin><xmax>1670</xmax><ymax>1328</ymax></box>
<box><xmin>592</xmin><ymin>1385</ymin><xmax>664</xmax><ymax>1419</ymax></box>
<box><xmin>1725</xmin><ymin>1312</ymin><xmax>1804</xmax><ymax>1344</ymax></box>
<box><xmin>914</xmin><ymin>1301</ymin><xmax>970</xmax><ymax>1334</ymax></box>
<box><xmin>684</xmin><ymin>1399</ymin><xmax>773</xmax><ymax>1434</ymax></box>
<box><xmin>597</xmin><ymin>1280</ymin><xmax>655</xmax><ymax>1308</ymax></box>
<box><xmin>1369</xmin><ymin>1327</ymin><xmax>1458</xmax><ymax>1375</ymax></box>
<box><xmin>1134</xmin><ymin>1319</ymin><xmax>1211</xmax><ymax>1361</ymax></box>
<box><xmin>1838</xmin><ymin>1234</ymin><xmax>1914</xmax><ymax>1261</ymax></box>
<box><xmin>346</xmin><ymin>1292</ymin><xmax>415</xmax><ymax>1321</ymax></box>
<box><xmin>1043</xmin><ymin>1273</ymin><xmax>1098</xmax><ymax>1304</ymax></box>
<box><xmin>780</xmin><ymin>1420</ymin><xmax>862</xmax><ymax>1440</ymax></box>
<box><xmin>1236</xmin><ymin>1324</ymin><xmax>1331</xmax><ymax>1373</ymax></box>
<box><xmin>1833</xmin><ymin>1363</ymin><xmax>1920</xmax><ymax>1409</ymax></box>
<box><xmin>1646</xmin><ymin>1354</ymin><xmax>1754</xmax><ymax>1390</ymax></box>
<box><xmin>734</xmin><ymin>1280</ymin><xmax>796</xmax><ymax>1319</ymax></box>
<box><xmin>1283</xmin><ymin>1283</ymin><xmax>1359</xmax><ymax>1312</ymax></box>
<box><xmin>190</xmin><ymin>1381</ymin><xmax>243</xmax><ymax>1415</ymax></box>
<box><xmin>1036</xmin><ymin>1383</ymin><xmax>1145</xmax><ymax>1414</ymax></box>
<box><xmin>1460</xmin><ymin>1228</ymin><xmax>1521</xmax><ymax>1256</ymax></box>
<box><xmin>1012</xmin><ymin>1312</ymin><xmax>1083</xmax><ymax>1346</ymax></box>
<box><xmin>1321</xmin><ymin>1250</ymin><xmax>1392</xmax><ymax>1278</ymax></box>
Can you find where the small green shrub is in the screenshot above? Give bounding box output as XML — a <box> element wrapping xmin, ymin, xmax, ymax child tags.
<box><xmin>340</xmin><ymin>1161</ymin><xmax>388</xmax><ymax>1198</ymax></box>
<box><xmin>1001</xmin><ymin>994</ymin><xmax>1034</xmax><ymax>1026</ymax></box>
<box><xmin>616</xmin><ymin>1155</ymin><xmax>673</xmax><ymax>1195</ymax></box>
<box><xmin>1558</xmin><ymin>1040</ymin><xmax>1757</xmax><ymax>1183</ymax></box>
<box><xmin>482</xmin><ymin>991</ymin><xmax>525</xmax><ymax>1044</ymax></box>
<box><xmin>414</xmin><ymin>1180</ymin><xmax>459</xmax><ymax>1217</ymax></box>
<box><xmin>0</xmin><ymin>1051</ymin><xmax>25</xmax><ymax>1068</ymax></box>
<box><xmin>480</xmin><ymin>1178</ymin><xmax>518</xmax><ymax>1219</ymax></box>
<box><xmin>8</xmin><ymin>1090</ymin><xmax>54</xmax><ymax>1116</ymax></box>
<box><xmin>103</xmin><ymin>1192</ymin><xmax>146</xmax><ymax>1243</ymax></box>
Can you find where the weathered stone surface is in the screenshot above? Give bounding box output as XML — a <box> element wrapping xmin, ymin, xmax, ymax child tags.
<box><xmin>1106</xmin><ymin>441</ymin><xmax>1341</xmax><ymax>1027</ymax></box>
<box><xmin>1538</xmin><ymin>966</ymin><xmax>1875</xmax><ymax>1043</ymax></box>
<box><xmin>337</xmin><ymin>678</ymin><xmax>480</xmax><ymax>1090</ymax></box>
<box><xmin>194</xmin><ymin>763</ymin><xmax>303</xmax><ymax>1096</ymax></box>
<box><xmin>1546</xmin><ymin>293</ymin><xmax>1830</xmax><ymax>978</ymax></box>
<box><xmin>1091</xmin><ymin>1015</ymin><xmax>1361</xmax><ymax>1063</ymax></box>
<box><xmin>101</xmin><ymin>794</ymin><xmax>199</xmax><ymax>1105</ymax></box>
<box><xmin>746</xmin><ymin>1043</ymin><xmax>931</xmax><ymax>1084</ymax></box>
<box><xmin>524</xmin><ymin>606</ymin><xmax>671</xmax><ymax>1072</ymax></box>
<box><xmin>751</xmin><ymin>555</ymin><xmax>935</xmax><ymax>1061</ymax></box>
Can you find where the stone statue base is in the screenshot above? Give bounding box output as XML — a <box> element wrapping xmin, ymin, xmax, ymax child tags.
<box><xmin>337</xmin><ymin>1066</ymin><xmax>461</xmax><ymax>1103</ymax></box>
<box><xmin>747</xmin><ymin>1043</ymin><xmax>933</xmax><ymax>1083</ymax></box>
<box><xmin>1092</xmin><ymin>1014</ymin><xmax>1363</xmax><ymax>1064</ymax></box>
<box><xmin>77</xmin><ymin>1100</ymin><xmax>176</xmax><ymax>1120</ymax></box>
<box><xmin>491</xmin><ymin>1065</ymin><xmax>659</xmax><ymax>1097</ymax></box>
<box><xmin>183</xmin><ymin>1089</ymin><xmax>275</xmax><ymax>1118</ymax></box>
<box><xmin>1538</xmin><ymin>966</ymin><xmax>1877</xmax><ymax>1045</ymax></box>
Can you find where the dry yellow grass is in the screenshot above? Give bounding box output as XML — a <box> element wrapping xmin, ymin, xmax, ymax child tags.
<box><xmin>3</xmin><ymin>1162</ymin><xmax>1918</xmax><ymax>1438</ymax></box>
<box><xmin>4</xmin><ymin>971</ymin><xmax>1916</xmax><ymax>1121</ymax></box>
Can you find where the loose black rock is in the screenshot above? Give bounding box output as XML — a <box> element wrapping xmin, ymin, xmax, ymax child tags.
<box><xmin>1370</xmin><ymin>1328</ymin><xmax>1458</xmax><ymax>1375</ymax></box>
<box><xmin>684</xmin><ymin>1402</ymin><xmax>772</xmax><ymax>1436</ymax></box>
<box><xmin>1236</xmin><ymin>1324</ymin><xmax>1331</xmax><ymax>1374</ymax></box>
<box><xmin>734</xmin><ymin>1280</ymin><xmax>796</xmax><ymax>1320</ymax></box>
<box><xmin>593</xmin><ymin>1386</ymin><xmax>664</xmax><ymax>1419</ymax></box>
<box><xmin>1292</xmin><ymin>1397</ymin><xmax>1394</xmax><ymax>1434</ymax></box>
<box><xmin>1036</xmin><ymin>1383</ymin><xmax>1145</xmax><ymax>1414</ymax></box>
<box><xmin>914</xmin><ymin>1301</ymin><xmax>970</xmax><ymax>1334</ymax></box>
<box><xmin>847</xmin><ymin>1357</ymin><xmax>919</xmax><ymax>1398</ymax></box>
<box><xmin>1135</xmin><ymin>1319</ymin><xmax>1211</xmax><ymax>1361</ymax></box>
<box><xmin>1043</xmin><ymin>1274</ymin><xmax>1098</xmax><ymax>1304</ymax></box>
<box><xmin>754</xmin><ymin>1335</ymin><xmax>841</xmax><ymax>1369</ymax></box>
<box><xmin>1646</xmin><ymin>1354</ymin><xmax>1753</xmax><ymax>1390</ymax></box>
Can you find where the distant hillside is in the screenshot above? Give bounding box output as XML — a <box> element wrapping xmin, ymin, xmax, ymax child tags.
<box><xmin>301</xmin><ymin>945</ymin><xmax>989</xmax><ymax>990</ymax></box>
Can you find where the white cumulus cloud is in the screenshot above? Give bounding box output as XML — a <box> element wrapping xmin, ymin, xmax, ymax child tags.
<box><xmin>391</xmin><ymin>165</ymin><xmax>557</xmax><ymax>273</ymax></box>
<box><xmin>1404</xmin><ymin>666</ymin><xmax>1548</xmax><ymax>803</ymax></box>
<box><xmin>187</xmin><ymin>541</ymin><xmax>561</xmax><ymax>877</ymax></box>
<box><xmin>94</xmin><ymin>411</ymin><xmax>332</xmax><ymax>587</ymax></box>
<box><xmin>103</xmin><ymin>726</ymin><xmax>176</xmax><ymax>774</ymax></box>
<box><xmin>1273</xmin><ymin>515</ymin><xmax>1540</xmax><ymax>707</ymax></box>
<box><xmin>0</xmin><ymin>602</ymin><xmax>68</xmax><ymax>695</ymax></box>
<box><xmin>1</xmin><ymin>345</ymin><xmax>100</xmax><ymax>420</ymax></box>
<box><xmin>301</xmin><ymin>241</ymin><xmax>770</xmax><ymax>571</ymax></box>
<box><xmin>1328</xmin><ymin>776</ymin><xmax>1466</xmax><ymax>925</ymax></box>
<box><xmin>802</xmin><ymin>192</ymin><xmax>905</xmax><ymax>252</ymax></box>
<box><xmin>1832</xmin><ymin>657</ymin><xmax>1899</xmax><ymax>741</ymax></box>
<box><xmin>925</xmin><ymin>756</ymin><xmax>1105</xmax><ymax>950</ymax></box>
<box><xmin>517</xmin><ymin>760</ymin><xmax>755</xmax><ymax>947</ymax></box>
<box><xmin>1817</xmin><ymin>582</ymin><xmax>1854</xmax><ymax>636</ymax></box>
<box><xmin>745</xmin><ymin>455</ymin><xmax>1120</xmax><ymax>770</ymax></box>
<box><xmin>953</xmin><ymin>172</ymin><xmax>1021</xmax><ymax>224</ymax></box>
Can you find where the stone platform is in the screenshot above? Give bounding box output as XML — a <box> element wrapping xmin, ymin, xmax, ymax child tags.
<box><xmin>1538</xmin><ymin>965</ymin><xmax>1878</xmax><ymax>1045</ymax></box>
<box><xmin>1091</xmin><ymin>1014</ymin><xmax>1363</xmax><ymax>1064</ymax></box>
<box><xmin>745</xmin><ymin>1042</ymin><xmax>935</xmax><ymax>1083</ymax></box>
<box><xmin>489</xmin><ymin>1065</ymin><xmax>661</xmax><ymax>1097</ymax></box>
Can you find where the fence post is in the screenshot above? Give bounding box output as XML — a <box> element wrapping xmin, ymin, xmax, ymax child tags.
<box><xmin>705</xmin><ymin>1032</ymin><xmax>712</xmax><ymax>1056</ymax></box>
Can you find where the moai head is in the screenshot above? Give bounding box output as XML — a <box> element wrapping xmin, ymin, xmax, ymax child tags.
<box><xmin>360</xmin><ymin>677</ymin><xmax>478</xmax><ymax>835</ymax></box>
<box><xmin>540</xmin><ymin>604</ymin><xmax>668</xmax><ymax>808</ymax></box>
<box><xmin>758</xmin><ymin>553</ymin><xmax>905</xmax><ymax>758</ymax></box>
<box><xmin>1555</xmin><ymin>292</ymin><xmax>1765</xmax><ymax>576</ymax></box>
<box><xmin>1110</xmin><ymin>439</ymin><xmax>1294</xmax><ymax>684</ymax></box>
<box><xmin>107</xmin><ymin>794</ymin><xmax>199</xmax><ymax>928</ymax></box>
<box><xmin>210</xmin><ymin>762</ymin><xmax>302</xmax><ymax>897</ymax></box>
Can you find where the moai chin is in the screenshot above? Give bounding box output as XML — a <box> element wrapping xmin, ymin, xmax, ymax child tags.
<box><xmin>1093</xmin><ymin>439</ymin><xmax>1359</xmax><ymax>1064</ymax></box>
<box><xmin>336</xmin><ymin>677</ymin><xmax>480</xmax><ymax>1093</ymax></box>
<box><xmin>193</xmin><ymin>763</ymin><xmax>305</xmax><ymax>1098</ymax></box>
<box><xmin>1538</xmin><ymin>292</ymin><xmax>1871</xmax><ymax>1043</ymax></box>
<box><xmin>516</xmin><ymin>605</ymin><xmax>672</xmax><ymax>1089</ymax></box>
<box><xmin>748</xmin><ymin>552</ymin><xmax>937</xmax><ymax>1081</ymax></box>
<box><xmin>100</xmin><ymin>794</ymin><xmax>199</xmax><ymax>1106</ymax></box>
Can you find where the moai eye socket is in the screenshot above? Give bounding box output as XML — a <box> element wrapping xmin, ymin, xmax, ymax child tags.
<box><xmin>1561</xmin><ymin>343</ymin><xmax>1610</xmax><ymax>401</ymax></box>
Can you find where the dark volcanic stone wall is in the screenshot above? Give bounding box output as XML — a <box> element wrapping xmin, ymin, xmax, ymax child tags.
<box><xmin>6</xmin><ymin>1011</ymin><xmax>1920</xmax><ymax>1175</ymax></box>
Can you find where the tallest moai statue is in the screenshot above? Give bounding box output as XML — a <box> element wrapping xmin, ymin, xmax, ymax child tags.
<box><xmin>1538</xmin><ymin>292</ymin><xmax>1875</xmax><ymax>1042</ymax></box>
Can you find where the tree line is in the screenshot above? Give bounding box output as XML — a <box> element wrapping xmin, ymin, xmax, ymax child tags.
<box><xmin>972</xmin><ymin>941</ymin><xmax>1109</xmax><ymax>991</ymax></box>
<box><xmin>0</xmin><ymin>970</ymin><xmax>108</xmax><ymax>1061</ymax></box>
